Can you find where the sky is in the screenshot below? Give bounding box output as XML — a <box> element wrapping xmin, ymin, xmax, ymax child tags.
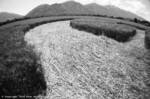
<box><xmin>0</xmin><ymin>0</ymin><xmax>150</xmax><ymax>21</ymax></box>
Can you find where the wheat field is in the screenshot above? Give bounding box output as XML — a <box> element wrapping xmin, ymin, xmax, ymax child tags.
<box><xmin>25</xmin><ymin>21</ymin><xmax>150</xmax><ymax>99</ymax></box>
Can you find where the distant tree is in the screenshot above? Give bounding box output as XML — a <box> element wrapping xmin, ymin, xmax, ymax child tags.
<box><xmin>134</xmin><ymin>18</ymin><xmax>138</xmax><ymax>23</ymax></box>
<box><xmin>145</xmin><ymin>29</ymin><xmax>150</xmax><ymax>49</ymax></box>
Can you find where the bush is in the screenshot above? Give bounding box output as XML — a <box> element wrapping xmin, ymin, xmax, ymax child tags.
<box><xmin>0</xmin><ymin>24</ymin><xmax>47</xmax><ymax>98</ymax></box>
<box><xmin>70</xmin><ymin>19</ymin><xmax>136</xmax><ymax>42</ymax></box>
<box><xmin>0</xmin><ymin>48</ymin><xmax>46</xmax><ymax>96</ymax></box>
<box><xmin>145</xmin><ymin>29</ymin><xmax>150</xmax><ymax>49</ymax></box>
<box><xmin>0</xmin><ymin>17</ymin><xmax>78</xmax><ymax>98</ymax></box>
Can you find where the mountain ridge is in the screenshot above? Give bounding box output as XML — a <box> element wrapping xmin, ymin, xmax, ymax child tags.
<box><xmin>26</xmin><ymin>1</ymin><xmax>143</xmax><ymax>20</ymax></box>
<box><xmin>85</xmin><ymin>3</ymin><xmax>143</xmax><ymax>20</ymax></box>
<box><xmin>0</xmin><ymin>12</ymin><xmax>22</xmax><ymax>22</ymax></box>
<box><xmin>61</xmin><ymin>1</ymin><xmax>92</xmax><ymax>15</ymax></box>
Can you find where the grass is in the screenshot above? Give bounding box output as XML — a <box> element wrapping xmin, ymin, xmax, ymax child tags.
<box><xmin>0</xmin><ymin>14</ymin><xmax>149</xmax><ymax>29</ymax></box>
<box><xmin>85</xmin><ymin>17</ymin><xmax>148</xmax><ymax>30</ymax></box>
<box><xmin>0</xmin><ymin>17</ymin><xmax>75</xmax><ymax>98</ymax></box>
<box><xmin>0</xmin><ymin>25</ymin><xmax>46</xmax><ymax>98</ymax></box>
<box><xmin>70</xmin><ymin>19</ymin><xmax>137</xmax><ymax>42</ymax></box>
<box><xmin>23</xmin><ymin>18</ymin><xmax>74</xmax><ymax>32</ymax></box>
<box><xmin>0</xmin><ymin>15</ymin><xmax>149</xmax><ymax>98</ymax></box>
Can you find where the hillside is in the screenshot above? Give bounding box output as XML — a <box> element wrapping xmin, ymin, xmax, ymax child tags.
<box><xmin>26</xmin><ymin>1</ymin><xmax>142</xmax><ymax>20</ymax></box>
<box><xmin>26</xmin><ymin>4</ymin><xmax>66</xmax><ymax>17</ymax></box>
<box><xmin>106</xmin><ymin>5</ymin><xmax>143</xmax><ymax>19</ymax></box>
<box><xmin>85</xmin><ymin>3</ymin><xmax>110</xmax><ymax>16</ymax></box>
<box><xmin>0</xmin><ymin>12</ymin><xmax>22</xmax><ymax>22</ymax></box>
<box><xmin>61</xmin><ymin>1</ymin><xmax>92</xmax><ymax>15</ymax></box>
<box><xmin>27</xmin><ymin>1</ymin><xmax>92</xmax><ymax>17</ymax></box>
<box><xmin>85</xmin><ymin>3</ymin><xmax>143</xmax><ymax>20</ymax></box>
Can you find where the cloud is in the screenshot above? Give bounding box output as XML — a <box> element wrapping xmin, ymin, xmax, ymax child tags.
<box><xmin>120</xmin><ymin>0</ymin><xmax>150</xmax><ymax>21</ymax></box>
<box><xmin>111</xmin><ymin>0</ymin><xmax>145</xmax><ymax>13</ymax></box>
<box><xmin>95</xmin><ymin>0</ymin><xmax>111</xmax><ymax>5</ymax></box>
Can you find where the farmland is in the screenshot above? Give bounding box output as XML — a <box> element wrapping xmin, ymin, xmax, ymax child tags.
<box><xmin>25</xmin><ymin>21</ymin><xmax>150</xmax><ymax>99</ymax></box>
<box><xmin>70</xmin><ymin>19</ymin><xmax>137</xmax><ymax>42</ymax></box>
<box><xmin>0</xmin><ymin>15</ymin><xmax>150</xmax><ymax>99</ymax></box>
<box><xmin>0</xmin><ymin>16</ymin><xmax>76</xmax><ymax>98</ymax></box>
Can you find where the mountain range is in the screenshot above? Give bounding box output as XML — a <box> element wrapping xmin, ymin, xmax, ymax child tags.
<box><xmin>0</xmin><ymin>1</ymin><xmax>143</xmax><ymax>22</ymax></box>
<box><xmin>26</xmin><ymin>1</ymin><xmax>92</xmax><ymax>17</ymax></box>
<box><xmin>0</xmin><ymin>12</ymin><xmax>22</xmax><ymax>22</ymax></box>
<box><xmin>85</xmin><ymin>3</ymin><xmax>142</xmax><ymax>19</ymax></box>
<box><xmin>26</xmin><ymin>1</ymin><xmax>143</xmax><ymax>20</ymax></box>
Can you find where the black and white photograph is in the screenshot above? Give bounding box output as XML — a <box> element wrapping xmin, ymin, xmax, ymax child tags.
<box><xmin>0</xmin><ymin>0</ymin><xmax>150</xmax><ymax>99</ymax></box>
